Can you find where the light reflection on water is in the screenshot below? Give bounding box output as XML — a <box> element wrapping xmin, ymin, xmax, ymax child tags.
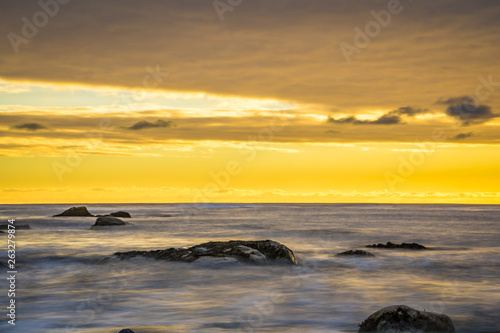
<box><xmin>0</xmin><ymin>204</ymin><xmax>499</xmax><ymax>332</ymax></box>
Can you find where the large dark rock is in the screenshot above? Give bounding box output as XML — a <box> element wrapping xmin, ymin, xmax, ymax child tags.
<box><xmin>337</xmin><ymin>249</ymin><xmax>375</xmax><ymax>257</ymax></box>
<box><xmin>115</xmin><ymin>240</ymin><xmax>298</xmax><ymax>265</ymax></box>
<box><xmin>0</xmin><ymin>224</ymin><xmax>31</xmax><ymax>230</ymax></box>
<box><xmin>358</xmin><ymin>305</ymin><xmax>455</xmax><ymax>333</ymax></box>
<box><xmin>118</xmin><ymin>329</ymin><xmax>135</xmax><ymax>333</ymax></box>
<box><xmin>90</xmin><ymin>216</ymin><xmax>126</xmax><ymax>229</ymax></box>
<box><xmin>109</xmin><ymin>211</ymin><xmax>131</xmax><ymax>218</ymax></box>
<box><xmin>54</xmin><ymin>206</ymin><xmax>94</xmax><ymax>217</ymax></box>
<box><xmin>366</xmin><ymin>242</ymin><xmax>427</xmax><ymax>250</ymax></box>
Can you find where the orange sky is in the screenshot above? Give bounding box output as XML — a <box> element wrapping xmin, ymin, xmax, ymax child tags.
<box><xmin>0</xmin><ymin>1</ymin><xmax>499</xmax><ymax>204</ymax></box>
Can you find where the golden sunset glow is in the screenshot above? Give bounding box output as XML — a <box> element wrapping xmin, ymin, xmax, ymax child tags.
<box><xmin>1</xmin><ymin>1</ymin><xmax>499</xmax><ymax>204</ymax></box>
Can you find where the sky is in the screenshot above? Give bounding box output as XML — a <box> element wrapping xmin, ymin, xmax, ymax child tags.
<box><xmin>0</xmin><ymin>0</ymin><xmax>499</xmax><ymax>204</ymax></box>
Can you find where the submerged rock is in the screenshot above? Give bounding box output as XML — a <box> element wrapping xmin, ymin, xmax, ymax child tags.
<box><xmin>358</xmin><ymin>304</ymin><xmax>455</xmax><ymax>332</ymax></box>
<box><xmin>90</xmin><ymin>216</ymin><xmax>126</xmax><ymax>229</ymax></box>
<box><xmin>53</xmin><ymin>206</ymin><xmax>94</xmax><ymax>217</ymax></box>
<box><xmin>366</xmin><ymin>242</ymin><xmax>427</xmax><ymax>250</ymax></box>
<box><xmin>115</xmin><ymin>240</ymin><xmax>298</xmax><ymax>265</ymax></box>
<box><xmin>337</xmin><ymin>249</ymin><xmax>375</xmax><ymax>257</ymax></box>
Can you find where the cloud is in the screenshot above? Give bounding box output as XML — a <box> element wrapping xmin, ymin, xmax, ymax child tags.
<box><xmin>436</xmin><ymin>96</ymin><xmax>499</xmax><ymax>125</ymax></box>
<box><xmin>388</xmin><ymin>106</ymin><xmax>429</xmax><ymax>117</ymax></box>
<box><xmin>327</xmin><ymin>106</ymin><xmax>430</xmax><ymax>126</ymax></box>
<box><xmin>126</xmin><ymin>119</ymin><xmax>175</xmax><ymax>130</ymax></box>
<box><xmin>445</xmin><ymin>103</ymin><xmax>498</xmax><ymax>126</ymax></box>
<box><xmin>11</xmin><ymin>123</ymin><xmax>47</xmax><ymax>131</ymax></box>
<box><xmin>446</xmin><ymin>105</ymin><xmax>498</xmax><ymax>125</ymax></box>
<box><xmin>328</xmin><ymin>114</ymin><xmax>402</xmax><ymax>125</ymax></box>
<box><xmin>453</xmin><ymin>132</ymin><xmax>473</xmax><ymax>140</ymax></box>
<box><xmin>435</xmin><ymin>96</ymin><xmax>475</xmax><ymax>106</ymax></box>
<box><xmin>0</xmin><ymin>1</ymin><xmax>499</xmax><ymax>111</ymax></box>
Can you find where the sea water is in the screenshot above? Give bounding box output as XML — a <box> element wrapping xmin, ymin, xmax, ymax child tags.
<box><xmin>0</xmin><ymin>203</ymin><xmax>499</xmax><ymax>333</ymax></box>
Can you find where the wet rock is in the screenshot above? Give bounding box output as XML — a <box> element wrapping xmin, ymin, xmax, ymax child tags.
<box><xmin>337</xmin><ymin>249</ymin><xmax>375</xmax><ymax>257</ymax></box>
<box><xmin>118</xmin><ymin>329</ymin><xmax>135</xmax><ymax>333</ymax></box>
<box><xmin>366</xmin><ymin>242</ymin><xmax>427</xmax><ymax>250</ymax></box>
<box><xmin>109</xmin><ymin>211</ymin><xmax>132</xmax><ymax>218</ymax></box>
<box><xmin>90</xmin><ymin>216</ymin><xmax>126</xmax><ymax>229</ymax></box>
<box><xmin>358</xmin><ymin>304</ymin><xmax>455</xmax><ymax>332</ymax></box>
<box><xmin>53</xmin><ymin>206</ymin><xmax>94</xmax><ymax>217</ymax></box>
<box><xmin>0</xmin><ymin>224</ymin><xmax>31</xmax><ymax>230</ymax></box>
<box><xmin>115</xmin><ymin>240</ymin><xmax>298</xmax><ymax>265</ymax></box>
<box><xmin>96</xmin><ymin>211</ymin><xmax>132</xmax><ymax>218</ymax></box>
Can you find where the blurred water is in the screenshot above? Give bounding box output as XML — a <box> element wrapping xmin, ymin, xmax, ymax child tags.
<box><xmin>0</xmin><ymin>203</ymin><xmax>499</xmax><ymax>333</ymax></box>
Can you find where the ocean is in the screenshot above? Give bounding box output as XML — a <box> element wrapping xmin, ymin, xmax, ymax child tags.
<box><xmin>0</xmin><ymin>203</ymin><xmax>499</xmax><ymax>333</ymax></box>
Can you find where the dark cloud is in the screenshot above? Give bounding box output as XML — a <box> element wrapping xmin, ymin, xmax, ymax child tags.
<box><xmin>328</xmin><ymin>114</ymin><xmax>402</xmax><ymax>125</ymax></box>
<box><xmin>436</xmin><ymin>96</ymin><xmax>498</xmax><ymax>125</ymax></box>
<box><xmin>126</xmin><ymin>119</ymin><xmax>175</xmax><ymax>130</ymax></box>
<box><xmin>11</xmin><ymin>123</ymin><xmax>47</xmax><ymax>131</ymax></box>
<box><xmin>453</xmin><ymin>132</ymin><xmax>473</xmax><ymax>140</ymax></box>
<box><xmin>444</xmin><ymin>103</ymin><xmax>498</xmax><ymax>126</ymax></box>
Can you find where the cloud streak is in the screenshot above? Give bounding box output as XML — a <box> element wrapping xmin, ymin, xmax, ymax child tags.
<box><xmin>11</xmin><ymin>123</ymin><xmax>47</xmax><ymax>131</ymax></box>
<box><xmin>453</xmin><ymin>132</ymin><xmax>473</xmax><ymax>140</ymax></box>
<box><xmin>328</xmin><ymin>106</ymin><xmax>429</xmax><ymax>125</ymax></box>
<box><xmin>125</xmin><ymin>119</ymin><xmax>176</xmax><ymax>130</ymax></box>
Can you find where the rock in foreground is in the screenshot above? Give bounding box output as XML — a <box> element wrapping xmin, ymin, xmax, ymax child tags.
<box><xmin>118</xmin><ymin>329</ymin><xmax>135</xmax><ymax>333</ymax></box>
<box><xmin>358</xmin><ymin>305</ymin><xmax>455</xmax><ymax>333</ymax></box>
<box><xmin>337</xmin><ymin>250</ymin><xmax>375</xmax><ymax>257</ymax></box>
<box><xmin>115</xmin><ymin>240</ymin><xmax>298</xmax><ymax>265</ymax></box>
<box><xmin>54</xmin><ymin>206</ymin><xmax>94</xmax><ymax>217</ymax></box>
<box><xmin>366</xmin><ymin>242</ymin><xmax>427</xmax><ymax>250</ymax></box>
<box><xmin>90</xmin><ymin>216</ymin><xmax>126</xmax><ymax>229</ymax></box>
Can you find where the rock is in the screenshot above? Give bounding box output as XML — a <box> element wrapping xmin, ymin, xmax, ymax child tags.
<box><xmin>358</xmin><ymin>305</ymin><xmax>455</xmax><ymax>332</ymax></box>
<box><xmin>109</xmin><ymin>211</ymin><xmax>131</xmax><ymax>218</ymax></box>
<box><xmin>337</xmin><ymin>249</ymin><xmax>375</xmax><ymax>257</ymax></box>
<box><xmin>115</xmin><ymin>240</ymin><xmax>298</xmax><ymax>265</ymax></box>
<box><xmin>53</xmin><ymin>206</ymin><xmax>94</xmax><ymax>217</ymax></box>
<box><xmin>90</xmin><ymin>216</ymin><xmax>126</xmax><ymax>229</ymax></box>
<box><xmin>118</xmin><ymin>329</ymin><xmax>135</xmax><ymax>333</ymax></box>
<box><xmin>0</xmin><ymin>224</ymin><xmax>31</xmax><ymax>230</ymax></box>
<box><xmin>366</xmin><ymin>242</ymin><xmax>427</xmax><ymax>250</ymax></box>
